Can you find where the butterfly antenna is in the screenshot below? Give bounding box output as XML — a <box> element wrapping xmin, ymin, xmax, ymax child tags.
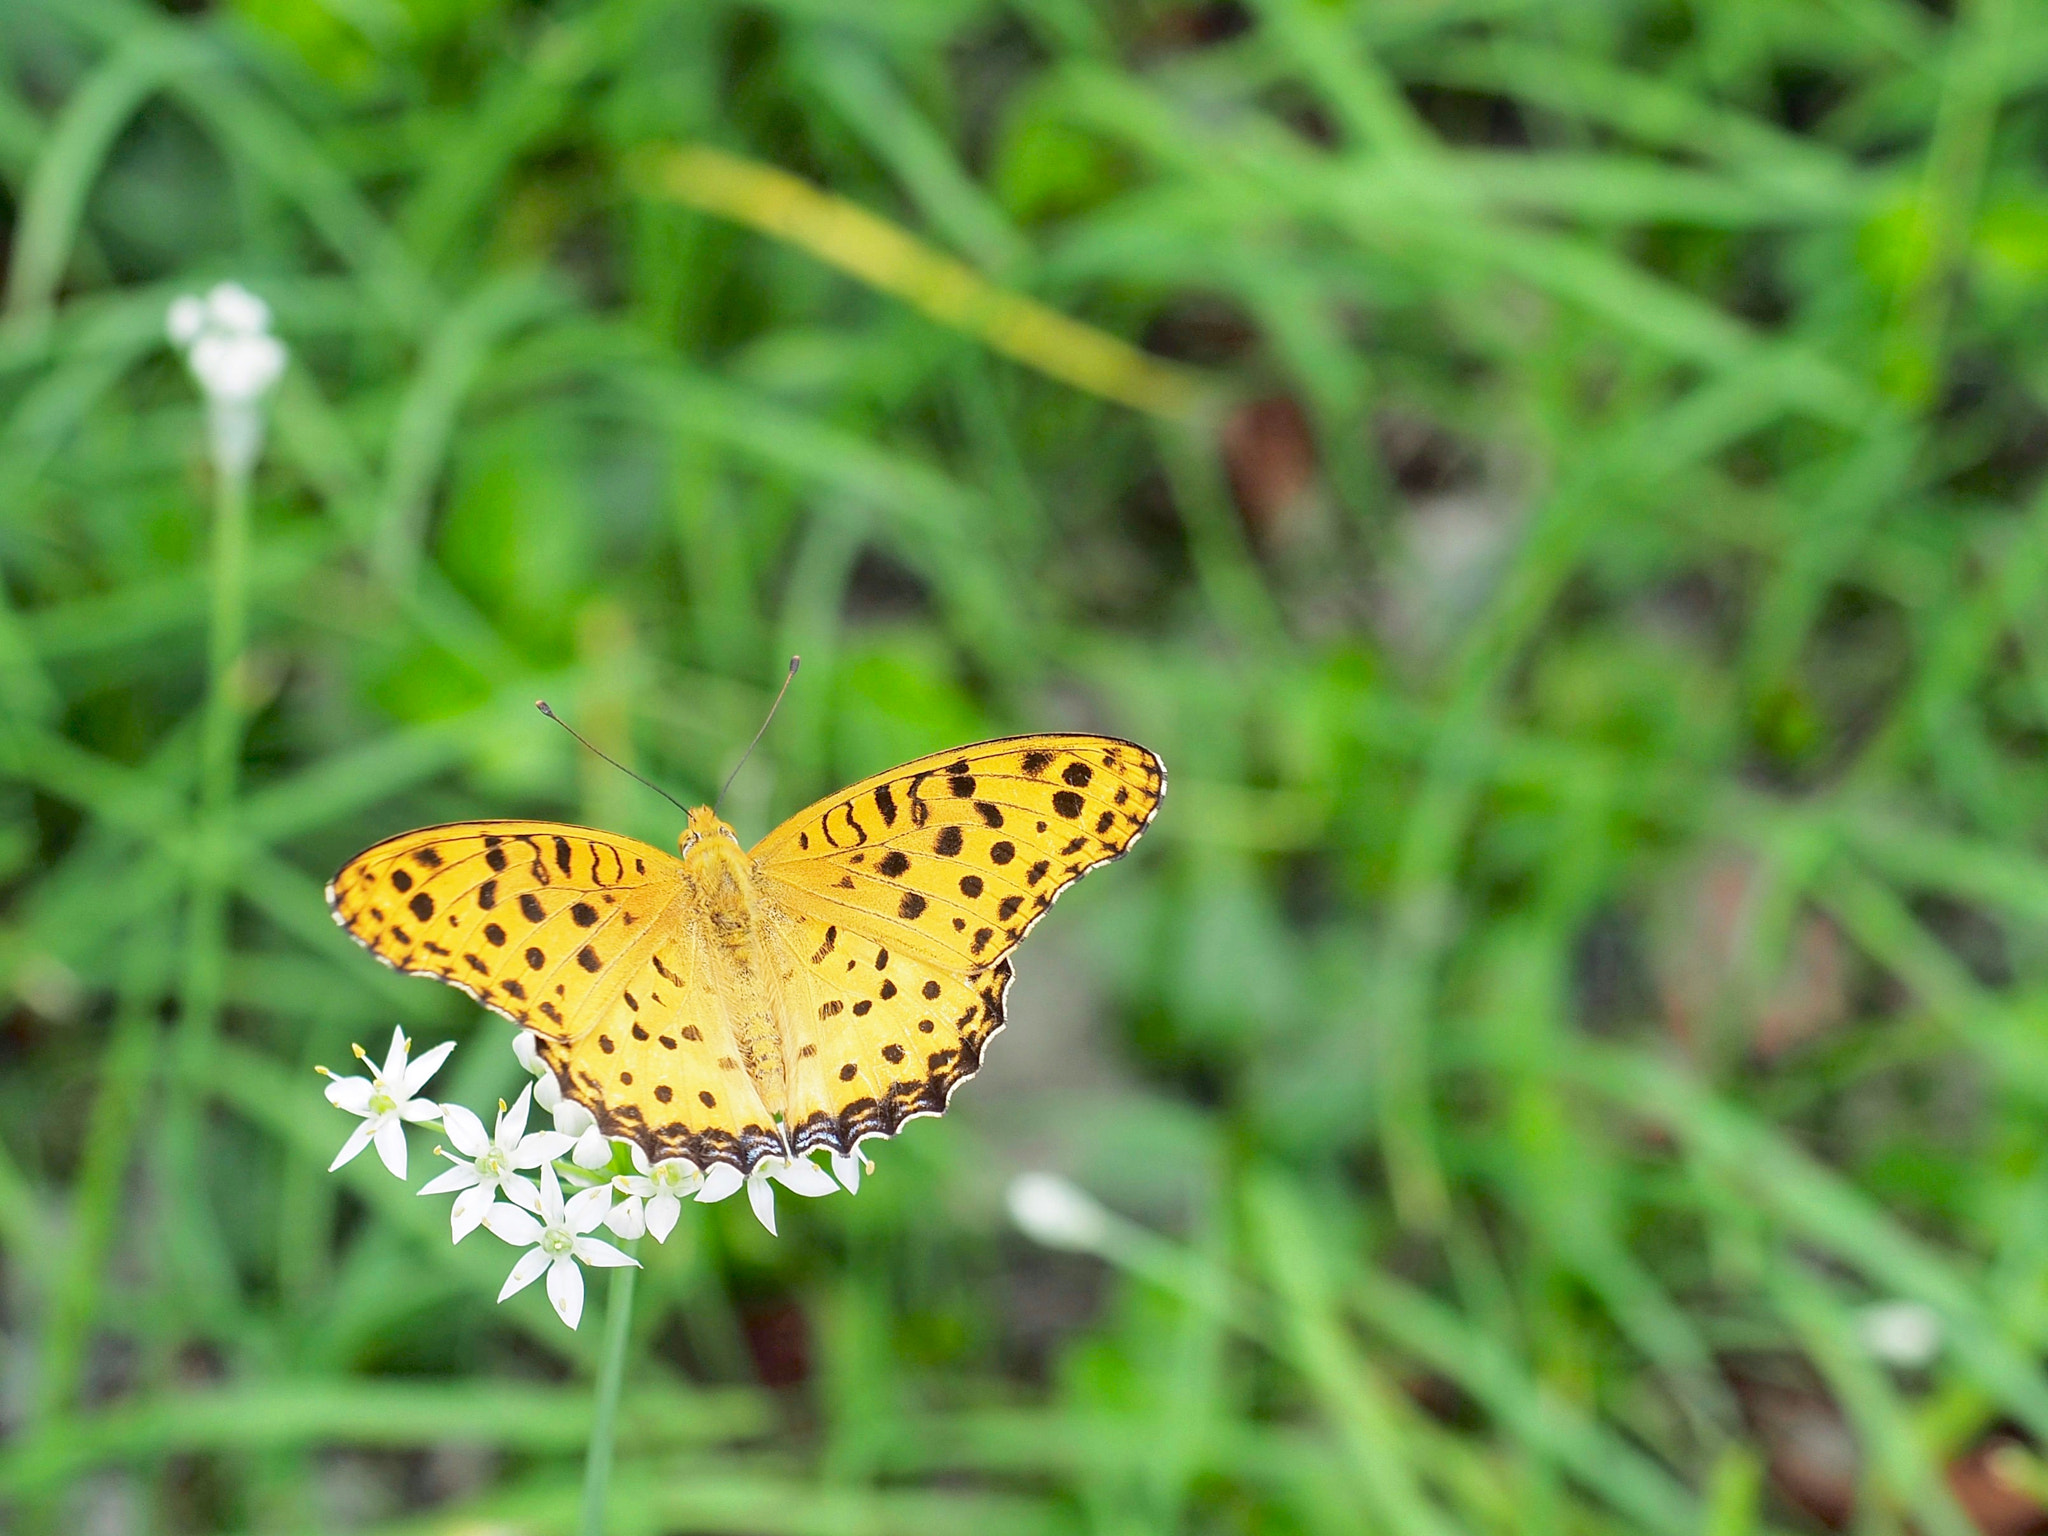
<box><xmin>534</xmin><ymin>701</ymin><xmax>692</xmax><ymax>816</ymax></box>
<box><xmin>714</xmin><ymin>655</ymin><xmax>800</xmax><ymax>816</ymax></box>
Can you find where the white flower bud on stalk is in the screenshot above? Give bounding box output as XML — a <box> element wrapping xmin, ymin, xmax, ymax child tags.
<box><xmin>1858</xmin><ymin>1299</ymin><xmax>1942</xmax><ymax>1369</ymax></box>
<box><xmin>1007</xmin><ymin>1172</ymin><xmax>1112</xmax><ymax>1252</ymax></box>
<box><xmin>166</xmin><ymin>282</ymin><xmax>286</xmax><ymax>482</ymax></box>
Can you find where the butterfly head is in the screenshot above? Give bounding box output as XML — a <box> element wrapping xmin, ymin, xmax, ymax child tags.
<box><xmin>679</xmin><ymin>804</ymin><xmax>741</xmax><ymax>860</ymax></box>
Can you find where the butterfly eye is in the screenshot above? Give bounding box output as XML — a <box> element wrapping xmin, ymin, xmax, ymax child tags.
<box><xmin>678</xmin><ymin>832</ymin><xmax>700</xmax><ymax>856</ymax></box>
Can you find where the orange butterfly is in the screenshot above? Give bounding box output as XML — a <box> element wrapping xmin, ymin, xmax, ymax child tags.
<box><xmin>328</xmin><ymin>736</ymin><xmax>1165</xmax><ymax>1173</ymax></box>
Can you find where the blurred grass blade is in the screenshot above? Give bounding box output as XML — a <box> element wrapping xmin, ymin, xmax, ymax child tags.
<box><xmin>1347</xmin><ymin>1264</ymin><xmax>1700</xmax><ymax>1536</ymax></box>
<box><xmin>634</xmin><ymin>143</ymin><xmax>1215</xmax><ymax>421</ymax></box>
<box><xmin>797</xmin><ymin>36</ymin><xmax>1031</xmax><ymax>274</ymax></box>
<box><xmin>1769</xmin><ymin>1261</ymin><xmax>1978</xmax><ymax>1536</ymax></box>
<box><xmin>1247</xmin><ymin>1171</ymin><xmax>1461</xmax><ymax>1536</ymax></box>
<box><xmin>1586</xmin><ymin>1049</ymin><xmax>2048</xmax><ymax>1444</ymax></box>
<box><xmin>4</xmin><ymin>35</ymin><xmax>178</xmax><ymax>326</ymax></box>
<box><xmin>0</xmin><ymin>1380</ymin><xmax>772</xmax><ymax>1496</ymax></box>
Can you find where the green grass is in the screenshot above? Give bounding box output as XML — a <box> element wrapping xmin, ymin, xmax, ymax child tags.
<box><xmin>7</xmin><ymin>0</ymin><xmax>2048</xmax><ymax>1530</ymax></box>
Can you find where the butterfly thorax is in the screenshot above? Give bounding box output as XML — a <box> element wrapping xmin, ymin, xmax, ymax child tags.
<box><xmin>677</xmin><ymin>806</ymin><xmax>789</xmax><ymax>1113</ymax></box>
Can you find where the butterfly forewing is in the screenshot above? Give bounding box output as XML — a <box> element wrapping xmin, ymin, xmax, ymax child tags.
<box><xmin>750</xmin><ymin>734</ymin><xmax>1165</xmax><ymax>973</ymax></box>
<box><xmin>327</xmin><ymin>820</ymin><xmax>679</xmax><ymax>1037</ymax></box>
<box><xmin>329</xmin><ymin>819</ymin><xmax>780</xmax><ymax>1170</ymax></box>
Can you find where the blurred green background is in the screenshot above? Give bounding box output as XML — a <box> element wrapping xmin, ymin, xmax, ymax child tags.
<box><xmin>10</xmin><ymin>0</ymin><xmax>2048</xmax><ymax>1531</ymax></box>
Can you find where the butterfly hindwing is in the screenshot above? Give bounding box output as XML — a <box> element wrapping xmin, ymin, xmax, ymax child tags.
<box><xmin>534</xmin><ymin>942</ymin><xmax>782</xmax><ymax>1170</ymax></box>
<box><xmin>763</xmin><ymin>910</ymin><xmax>1012</xmax><ymax>1157</ymax></box>
<box><xmin>326</xmin><ymin>820</ymin><xmax>679</xmax><ymax>1040</ymax></box>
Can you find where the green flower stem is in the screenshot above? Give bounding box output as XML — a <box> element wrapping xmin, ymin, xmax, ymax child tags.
<box><xmin>165</xmin><ymin>460</ymin><xmax>252</xmax><ymax>1320</ymax></box>
<box><xmin>580</xmin><ymin>1244</ymin><xmax>640</xmax><ymax>1536</ymax></box>
<box><xmin>182</xmin><ymin>457</ymin><xmax>251</xmax><ymax>1073</ymax></box>
<box><xmin>200</xmin><ymin>461</ymin><xmax>251</xmax><ymax>823</ymax></box>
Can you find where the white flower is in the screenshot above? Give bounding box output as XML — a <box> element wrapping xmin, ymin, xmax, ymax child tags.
<box><xmin>608</xmin><ymin>1144</ymin><xmax>707</xmax><ymax>1243</ymax></box>
<box><xmin>698</xmin><ymin>1163</ymin><xmax>745</xmax><ymax>1203</ymax></box>
<box><xmin>512</xmin><ymin>1030</ymin><xmax>612</xmax><ymax>1168</ymax></box>
<box><xmin>512</xmin><ymin>1028</ymin><xmax>548</xmax><ymax>1083</ymax></box>
<box><xmin>166</xmin><ymin>281</ymin><xmax>287</xmax><ymax>480</ymax></box>
<box><xmin>741</xmin><ymin>1154</ymin><xmax>838</xmax><ymax>1236</ymax></box>
<box><xmin>603</xmin><ymin>1193</ymin><xmax>647</xmax><ymax>1240</ymax></box>
<box><xmin>1007</xmin><ymin>1173</ymin><xmax>1111</xmax><ymax>1252</ymax></box>
<box><xmin>482</xmin><ymin>1162</ymin><xmax>637</xmax><ymax>1329</ymax></box>
<box><xmin>202</xmin><ymin>281</ymin><xmax>270</xmax><ymax>336</ymax></box>
<box><xmin>166</xmin><ymin>295</ymin><xmax>208</xmax><ymax>347</ymax></box>
<box><xmin>417</xmin><ymin>1086</ymin><xmax>575</xmax><ymax>1242</ymax></box>
<box><xmin>1858</xmin><ymin>1299</ymin><xmax>1943</xmax><ymax>1369</ymax></box>
<box><xmin>317</xmin><ymin>1027</ymin><xmax>454</xmax><ymax>1179</ymax></box>
<box><xmin>830</xmin><ymin>1149</ymin><xmax>869</xmax><ymax>1194</ymax></box>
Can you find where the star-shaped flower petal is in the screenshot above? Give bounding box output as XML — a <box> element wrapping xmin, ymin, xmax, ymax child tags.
<box><xmin>318</xmin><ymin>1027</ymin><xmax>454</xmax><ymax>1179</ymax></box>
<box><xmin>483</xmin><ymin>1163</ymin><xmax>637</xmax><ymax>1329</ymax></box>
<box><xmin>697</xmin><ymin>1163</ymin><xmax>745</xmax><ymax>1204</ymax></box>
<box><xmin>829</xmin><ymin>1149</ymin><xmax>869</xmax><ymax>1195</ymax></box>
<box><xmin>609</xmin><ymin>1143</ymin><xmax>705</xmax><ymax>1243</ymax></box>
<box><xmin>737</xmin><ymin>1154</ymin><xmax>838</xmax><ymax>1236</ymax></box>
<box><xmin>513</xmin><ymin>1030</ymin><xmax>611</xmax><ymax>1167</ymax></box>
<box><xmin>418</xmin><ymin>1086</ymin><xmax>575</xmax><ymax>1241</ymax></box>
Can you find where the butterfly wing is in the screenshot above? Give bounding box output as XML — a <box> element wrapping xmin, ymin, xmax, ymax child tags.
<box><xmin>751</xmin><ymin>734</ymin><xmax>1165</xmax><ymax>1155</ymax></box>
<box><xmin>528</xmin><ymin>946</ymin><xmax>784</xmax><ymax>1171</ymax></box>
<box><xmin>327</xmin><ymin>820</ymin><xmax>680</xmax><ymax>1035</ymax></box>
<box><xmin>328</xmin><ymin>820</ymin><xmax>780</xmax><ymax>1169</ymax></box>
<box><xmin>765</xmin><ymin>911</ymin><xmax>1014</xmax><ymax>1157</ymax></box>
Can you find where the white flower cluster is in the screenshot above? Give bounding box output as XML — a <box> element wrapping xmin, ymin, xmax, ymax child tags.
<box><xmin>320</xmin><ymin>1027</ymin><xmax>855</xmax><ymax>1328</ymax></box>
<box><xmin>165</xmin><ymin>282</ymin><xmax>287</xmax><ymax>481</ymax></box>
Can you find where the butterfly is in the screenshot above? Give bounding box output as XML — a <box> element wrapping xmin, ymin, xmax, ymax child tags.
<box><xmin>327</xmin><ymin>735</ymin><xmax>1165</xmax><ymax>1173</ymax></box>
